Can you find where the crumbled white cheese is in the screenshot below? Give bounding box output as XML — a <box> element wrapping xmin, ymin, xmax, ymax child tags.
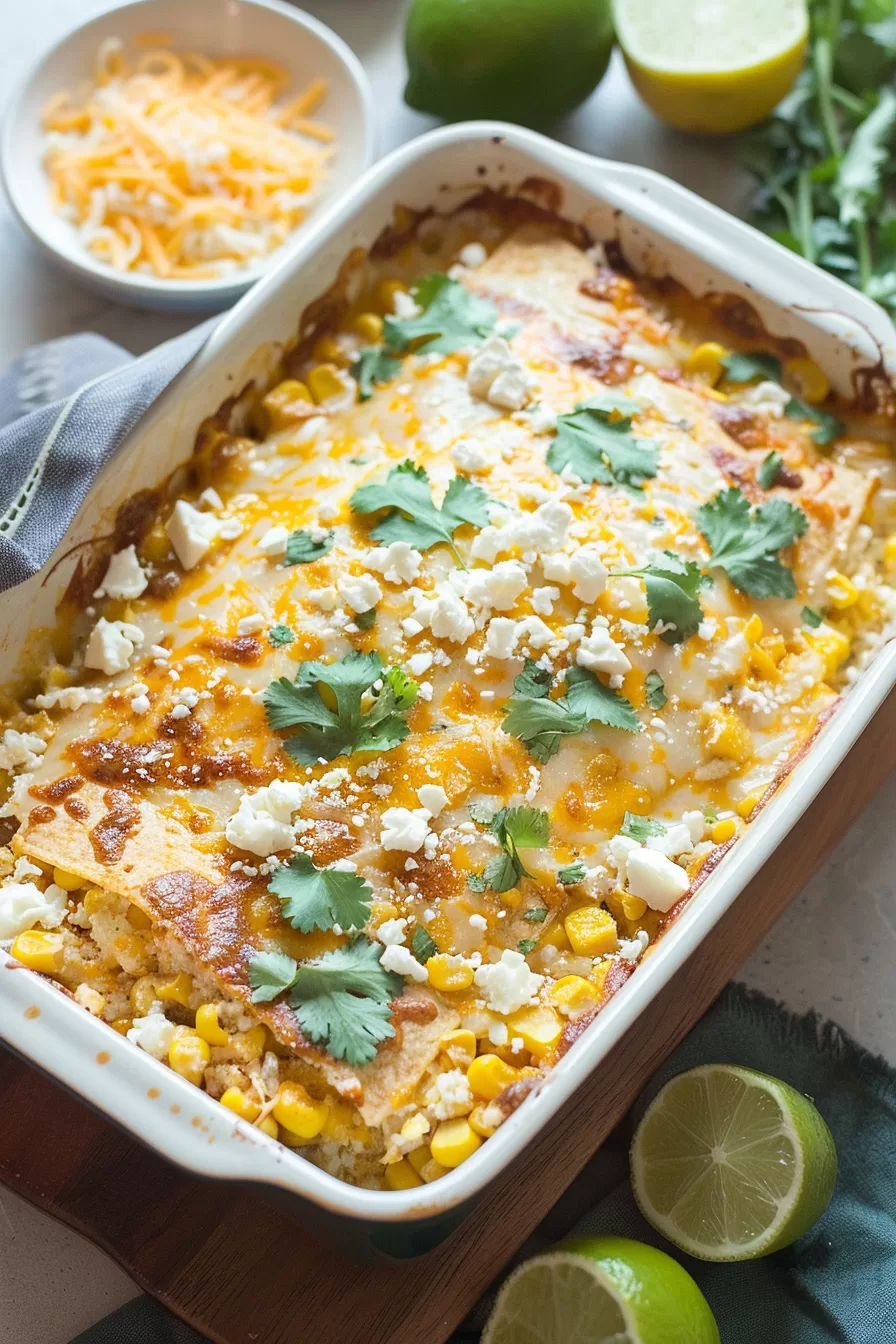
<box><xmin>451</xmin><ymin>438</ymin><xmax>489</xmax><ymax>472</ymax></box>
<box><xmin>97</xmin><ymin>545</ymin><xmax>147</xmax><ymax>600</ymax></box>
<box><xmin>474</xmin><ymin>949</ymin><xmax>544</xmax><ymax>1015</ymax></box>
<box><xmin>417</xmin><ymin>784</ymin><xmax>448</xmax><ymax>817</ymax></box>
<box><xmin>471</xmin><ymin>499</ymin><xmax>572</xmax><ymax>564</ymax></box>
<box><xmin>237</xmin><ymin>614</ymin><xmax>266</xmax><ymax>636</ymax></box>
<box><xmin>376</xmin><ymin>917</ymin><xmax>408</xmax><ymax>946</ymax></box>
<box><xmin>365</xmin><ymin>541</ymin><xmax>422</xmax><ymax>585</ymax></box>
<box><xmin>625</xmin><ymin>847</ymin><xmax>690</xmax><ymax>912</ymax></box>
<box><xmin>531</xmin><ymin>585</ymin><xmax>560</xmax><ymax>615</ymax></box>
<box><xmin>569</xmin><ymin>545</ymin><xmax>608</xmax><ymax>604</ymax></box>
<box><xmin>485</xmin><ymin>617</ymin><xmax>520</xmax><ymax>660</ymax></box>
<box><xmin>618</xmin><ymin>929</ymin><xmax>650</xmax><ymax>962</ymax></box>
<box><xmin>526</xmin><ymin>404</ymin><xmax>558</xmax><ymax>435</ymax></box>
<box><xmin>466</xmin><ymin>560</ymin><xmax>529</xmax><ymax>613</ymax></box>
<box><xmin>127</xmin><ymin>1004</ymin><xmax>176</xmax><ymax>1060</ymax></box>
<box><xmin>515</xmin><ymin>615</ymin><xmax>554</xmax><ymax>650</ymax></box>
<box><xmin>165</xmin><ymin>499</ymin><xmax>221</xmax><ymax>570</ymax></box>
<box><xmin>257</xmin><ymin>524</ymin><xmax>289</xmax><ymax>558</ymax></box>
<box><xmin>413</xmin><ymin>582</ymin><xmax>475</xmax><ymax>644</ymax></box>
<box><xmin>392</xmin><ymin>289</ymin><xmax>421</xmax><ymax>319</ymax></box>
<box><xmin>309</xmin><ymin>586</ymin><xmax>339</xmax><ymax>611</ymax></box>
<box><xmin>407</xmin><ymin>651</ymin><xmax>433</xmax><ymax>677</ymax></box>
<box><xmin>576</xmin><ymin>626</ymin><xmax>631</xmax><ymax>675</ymax></box>
<box><xmin>338</xmin><ymin>573</ymin><xmax>382</xmax><ymax>614</ymax></box>
<box><xmin>380</xmin><ymin>807</ymin><xmax>433</xmax><ymax>853</ymax></box>
<box><xmin>380</xmin><ymin>943</ymin><xmax>429</xmax><ymax>982</ymax></box>
<box><xmin>469</xmin><ymin>913</ymin><xmax>487</xmax><ymax>930</ymax></box>
<box><xmin>131</xmin><ymin>694</ymin><xmax>150</xmax><ymax>714</ymax></box>
<box><xmin>607</xmin><ymin>834</ymin><xmax>639</xmax><ymax>882</ymax></box>
<box><xmin>467</xmin><ymin>336</ymin><xmax>536</xmax><ymax>412</ymax></box>
<box><xmin>542</xmin><ymin>553</ymin><xmax>572</xmax><ymax>584</ymax></box>
<box><xmin>225</xmin><ymin>779</ymin><xmax>316</xmax><ymax>857</ymax></box>
<box><xmin>0</xmin><ymin>729</ymin><xmax>46</xmax><ymax>773</ymax></box>
<box><xmin>0</xmin><ymin>881</ymin><xmax>67</xmax><ymax>940</ymax></box>
<box><xmin>427</xmin><ymin>1068</ymin><xmax>474</xmax><ymax>1120</ymax></box>
<box><xmin>458</xmin><ymin>241</ymin><xmax>487</xmax><ymax>268</ymax></box>
<box><xmin>84</xmin><ymin>618</ymin><xmax>144</xmax><ymax>676</ymax></box>
<box><xmin>740</xmin><ymin>381</ymin><xmax>790</xmax><ymax>417</ymax></box>
<box><xmin>33</xmin><ymin>686</ymin><xmax>106</xmax><ymax>712</ymax></box>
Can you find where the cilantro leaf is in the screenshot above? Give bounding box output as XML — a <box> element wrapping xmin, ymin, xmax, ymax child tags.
<box><xmin>615</xmin><ymin>551</ymin><xmax>707</xmax><ymax>645</ymax></box>
<box><xmin>645</xmin><ymin>670</ymin><xmax>667</xmax><ymax>710</ymax></box>
<box><xmin>564</xmin><ymin>666</ymin><xmax>642</xmax><ymax>733</ymax></box>
<box><xmin>382</xmin><ymin>273</ymin><xmax>498</xmax><ymax>354</ymax></box>
<box><xmin>265</xmin><ymin>651</ymin><xmax>417</xmax><ymax>765</ymax></box>
<box><xmin>518</xmin><ymin>939</ymin><xmax>538</xmax><ymax>954</ymax></box>
<box><xmin>502</xmin><ymin>664</ymin><xmax>640</xmax><ymax>761</ymax></box>
<box><xmin>802</xmin><ymin>605</ymin><xmax>823</xmax><ymax>628</ymax></box>
<box><xmin>758</xmin><ymin>451</ymin><xmax>785</xmax><ymax>489</ymax></box>
<box><xmin>783</xmin><ymin>397</ymin><xmax>845</xmax><ymax>447</ymax></box>
<box><xmin>557</xmin><ymin>861</ymin><xmax>586</xmax><ymax>885</ymax></box>
<box><xmin>836</xmin><ymin>87</ymin><xmax>896</xmax><ymax>228</ymax></box>
<box><xmin>247</xmin><ymin>949</ymin><xmax>298</xmax><ymax>1002</ymax></box>
<box><xmin>288</xmin><ymin>938</ymin><xmax>403</xmax><ymax>1066</ymax></box>
<box><xmin>512</xmin><ymin>659</ymin><xmax>553</xmax><ymax>700</ymax></box>
<box><xmin>269</xmin><ymin>853</ymin><xmax>373</xmax><ymax>934</ymax></box>
<box><xmin>269</xmin><ymin>624</ymin><xmax>296</xmax><ymax>647</ymax></box>
<box><xmin>470</xmin><ymin>805</ymin><xmax>550</xmax><ymax>893</ymax></box>
<box><xmin>523</xmin><ymin>906</ymin><xmax>548</xmax><ymax>922</ymax></box>
<box><xmin>285</xmin><ymin>529</ymin><xmax>334</xmax><ymax>566</ymax></box>
<box><xmin>548</xmin><ymin>401</ymin><xmax>659</xmax><ymax>489</ymax></box>
<box><xmin>411</xmin><ymin>927</ymin><xmax>438</xmax><ymax>963</ymax></box>
<box><xmin>696</xmin><ymin>487</ymin><xmax>809</xmax><ymax>599</ymax></box>
<box><xmin>620</xmin><ymin>812</ymin><xmax>667</xmax><ymax>843</ymax></box>
<box><xmin>354</xmin><ymin>608</ymin><xmax>377</xmax><ymax>631</ymax></box>
<box><xmin>351</xmin><ymin>346</ymin><xmax>402</xmax><ymax>401</ymax></box>
<box><xmin>350</xmin><ymin>460</ymin><xmax>491</xmax><ymax>555</ymax></box>
<box><xmin>720</xmin><ymin>352</ymin><xmax>782</xmax><ymax>384</ymax></box>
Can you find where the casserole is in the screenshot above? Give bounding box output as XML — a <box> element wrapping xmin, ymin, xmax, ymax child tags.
<box><xmin>1</xmin><ymin>123</ymin><xmax>895</xmax><ymax>1257</ymax></box>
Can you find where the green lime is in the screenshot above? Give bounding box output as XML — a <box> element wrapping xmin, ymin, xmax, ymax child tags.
<box><xmin>404</xmin><ymin>0</ymin><xmax>615</xmax><ymax>128</ymax></box>
<box><xmin>482</xmin><ymin>1236</ymin><xmax>720</xmax><ymax>1344</ymax></box>
<box><xmin>631</xmin><ymin>1064</ymin><xmax>837</xmax><ymax>1262</ymax></box>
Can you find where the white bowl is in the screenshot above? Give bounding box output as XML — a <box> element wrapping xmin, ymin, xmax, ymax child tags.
<box><xmin>0</xmin><ymin>0</ymin><xmax>375</xmax><ymax>312</ymax></box>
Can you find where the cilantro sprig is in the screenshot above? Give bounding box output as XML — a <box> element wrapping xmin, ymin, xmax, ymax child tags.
<box><xmin>351</xmin><ymin>346</ymin><xmax>402</xmax><ymax>401</ymax></box>
<box><xmin>350</xmin><ymin>459</ymin><xmax>491</xmax><ymax>560</ymax></box>
<box><xmin>285</xmin><ymin>529</ymin><xmax>334</xmax><ymax>566</ymax></box>
<box><xmin>645</xmin><ymin>670</ymin><xmax>667</xmax><ymax>710</ymax></box>
<box><xmin>382</xmin><ymin>273</ymin><xmax>498</xmax><ymax>354</ymax></box>
<box><xmin>758</xmin><ymin>451</ymin><xmax>785</xmax><ymax>489</ymax></box>
<box><xmin>783</xmin><ymin>396</ymin><xmax>845</xmax><ymax>447</ymax></box>
<box><xmin>269</xmin><ymin>853</ymin><xmax>373</xmax><ymax>934</ymax></box>
<box><xmin>265</xmin><ymin>651</ymin><xmax>418</xmax><ymax>765</ymax></box>
<box><xmin>248</xmin><ymin>938</ymin><xmax>402</xmax><ymax>1066</ymax></box>
<box><xmin>547</xmin><ymin>396</ymin><xmax>659</xmax><ymax>489</ymax></box>
<box><xmin>696</xmin><ymin>487</ymin><xmax>808</xmax><ymax>599</ymax></box>
<box><xmin>501</xmin><ymin>659</ymin><xmax>640</xmax><ymax>763</ymax></box>
<box><xmin>720</xmin><ymin>352</ymin><xmax>782</xmax><ymax>384</ymax></box>
<box><xmin>612</xmin><ymin>551</ymin><xmax>708</xmax><ymax>645</ymax></box>
<box><xmin>468</xmin><ymin>804</ymin><xmax>550</xmax><ymax>893</ymax></box>
<box><xmin>620</xmin><ymin>813</ymin><xmax>666</xmax><ymax>843</ymax></box>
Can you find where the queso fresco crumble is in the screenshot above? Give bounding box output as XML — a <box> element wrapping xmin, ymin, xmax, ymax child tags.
<box><xmin>2</xmin><ymin>200</ymin><xmax>895</xmax><ymax>1191</ymax></box>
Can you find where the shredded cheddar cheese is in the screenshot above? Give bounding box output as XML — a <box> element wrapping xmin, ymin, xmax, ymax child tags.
<box><xmin>42</xmin><ymin>36</ymin><xmax>334</xmax><ymax>279</ymax></box>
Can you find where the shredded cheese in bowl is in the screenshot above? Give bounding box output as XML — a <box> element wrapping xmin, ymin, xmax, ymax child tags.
<box><xmin>41</xmin><ymin>35</ymin><xmax>335</xmax><ymax>280</ymax></box>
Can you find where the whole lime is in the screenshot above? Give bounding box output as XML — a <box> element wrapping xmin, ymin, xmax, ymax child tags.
<box><xmin>404</xmin><ymin>0</ymin><xmax>615</xmax><ymax>128</ymax></box>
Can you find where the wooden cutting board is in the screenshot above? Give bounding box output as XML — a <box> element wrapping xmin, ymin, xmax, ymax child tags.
<box><xmin>1</xmin><ymin>691</ymin><xmax>893</xmax><ymax>1344</ymax></box>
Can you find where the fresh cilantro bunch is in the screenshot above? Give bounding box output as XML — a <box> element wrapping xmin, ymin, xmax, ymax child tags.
<box><xmin>468</xmin><ymin>804</ymin><xmax>550</xmax><ymax>893</ymax></box>
<box><xmin>612</xmin><ymin>552</ymin><xmax>708</xmax><ymax>645</ymax></box>
<box><xmin>248</xmin><ymin>938</ymin><xmax>402</xmax><ymax>1066</ymax></box>
<box><xmin>350</xmin><ymin>459</ymin><xmax>491</xmax><ymax>559</ymax></box>
<box><xmin>739</xmin><ymin>0</ymin><xmax>896</xmax><ymax>317</ymax></box>
<box><xmin>501</xmin><ymin>659</ymin><xmax>640</xmax><ymax>763</ymax></box>
<box><xmin>547</xmin><ymin>395</ymin><xmax>659</xmax><ymax>489</ymax></box>
<box><xmin>696</xmin><ymin>487</ymin><xmax>809</xmax><ymax>599</ymax></box>
<box><xmin>265</xmin><ymin>651</ymin><xmax>418</xmax><ymax>765</ymax></box>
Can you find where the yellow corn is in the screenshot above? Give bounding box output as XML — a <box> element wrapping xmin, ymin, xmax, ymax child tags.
<box><xmin>407</xmin><ymin>1146</ymin><xmax>431</xmax><ymax>1176</ymax></box>
<box><xmin>507</xmin><ymin>1005</ymin><xmax>563</xmax><ymax>1059</ymax></box>
<box><xmin>353</xmin><ymin>312</ymin><xmax>384</xmax><ymax>343</ymax></box>
<box><xmin>312</xmin><ymin>335</ymin><xmax>348</xmax><ymax>367</ymax></box>
<box><xmin>468</xmin><ymin>1104</ymin><xmax>498</xmax><ymax>1138</ymax></box>
<box><xmin>195</xmin><ymin>1003</ymin><xmax>230</xmax><ymax>1047</ymax></box>
<box><xmin>320</xmin><ymin>1101</ymin><xmax>357</xmax><ymax>1142</ymax></box>
<box><xmin>702</xmin><ymin>706</ymin><xmax>753</xmax><ymax>764</ymax></box>
<box><xmin>748</xmin><ymin>643</ymin><xmax>779</xmax><ymax>682</ymax></box>
<box><xmin>130</xmin><ymin>975</ymin><xmax>160</xmax><ymax>1017</ymax></box>
<box><xmin>500</xmin><ymin>886</ymin><xmax>523</xmax><ymax>909</ymax></box>
<box><xmin>883</xmin><ymin>536</ymin><xmax>896</xmax><ymax>573</ymax></box>
<box><xmin>141</xmin><ymin>523</ymin><xmax>172</xmax><ymax>563</ymax></box>
<box><xmin>564</xmin><ymin>906</ymin><xmax>618</xmax><ymax>957</ymax></box>
<box><xmin>804</xmin><ymin>624</ymin><xmax>851</xmax><ymax>679</ymax></box>
<box><xmin>168</xmin><ymin>1035</ymin><xmax>210</xmax><ymax>1086</ymax></box>
<box><xmin>785</xmin><ymin>357</ymin><xmax>830</xmax><ymax>405</ymax></box>
<box><xmin>126</xmin><ymin>902</ymin><xmax>152</xmax><ymax>930</ymax></box>
<box><xmin>620</xmin><ymin>893</ymin><xmax>648</xmax><ymax>921</ymax></box>
<box><xmin>10</xmin><ymin>929</ymin><xmax>64</xmax><ymax>973</ymax></box>
<box><xmin>82</xmin><ymin>888</ymin><xmax>106</xmax><ymax>916</ymax></box>
<box><xmin>52</xmin><ymin>867</ymin><xmax>82</xmax><ymax>892</ymax></box>
<box><xmin>156</xmin><ymin>971</ymin><xmax>193</xmax><ymax>1007</ymax></box>
<box><xmin>307</xmin><ymin>363</ymin><xmax>346</xmax><ymax>404</ymax></box>
<box><xmin>744</xmin><ymin>614</ymin><xmax>764</xmax><ymax>644</ymax></box>
<box><xmin>377</xmin><ymin>278</ymin><xmax>408</xmax><ymax>312</ymax></box>
<box><xmin>430</xmin><ymin>1118</ymin><xmax>482</xmax><ymax>1168</ymax></box>
<box><xmin>273</xmin><ymin>1081</ymin><xmax>329</xmax><ymax>1139</ymax></box>
<box><xmin>219</xmin><ymin>1087</ymin><xmax>262</xmax><ymax>1122</ymax></box>
<box><xmin>258</xmin><ymin>1116</ymin><xmax>279</xmax><ymax>1140</ymax></box>
<box><xmin>684</xmin><ymin>342</ymin><xmax>729</xmax><ymax>385</ymax></box>
<box><xmin>549</xmin><ymin>975</ymin><xmax>598</xmax><ymax>1016</ymax></box>
<box><xmin>386</xmin><ymin>1159</ymin><xmax>423</xmax><ymax>1190</ymax></box>
<box><xmin>229</xmin><ymin>1024</ymin><xmax>267</xmax><ymax>1062</ymax></box>
<box><xmin>467</xmin><ymin>1054</ymin><xmax>519</xmax><ymax>1101</ymax></box>
<box><xmin>540</xmin><ymin>922</ymin><xmax>571</xmax><ymax>952</ymax></box>
<box><xmin>427</xmin><ymin>954</ymin><xmax>474</xmax><ymax>992</ymax></box>
<box><xmin>825</xmin><ymin>570</ymin><xmax>859</xmax><ymax>610</ymax></box>
<box><xmin>420</xmin><ymin>1158</ymin><xmax>451</xmax><ymax>1183</ymax></box>
<box><xmin>258</xmin><ymin>379</ymin><xmax>313</xmax><ymax>432</ymax></box>
<box><xmin>711</xmin><ymin>817</ymin><xmax>737</xmax><ymax>844</ymax></box>
<box><xmin>736</xmin><ymin>792</ymin><xmax>764</xmax><ymax>820</ymax></box>
<box><xmin>74</xmin><ymin>983</ymin><xmax>106</xmax><ymax>1015</ymax></box>
<box><xmin>439</xmin><ymin>1028</ymin><xmax>477</xmax><ymax>1069</ymax></box>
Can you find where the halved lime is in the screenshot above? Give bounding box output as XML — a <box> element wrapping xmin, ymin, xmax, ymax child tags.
<box><xmin>482</xmin><ymin>1236</ymin><xmax>720</xmax><ymax>1344</ymax></box>
<box><xmin>631</xmin><ymin>1064</ymin><xmax>837</xmax><ymax>1262</ymax></box>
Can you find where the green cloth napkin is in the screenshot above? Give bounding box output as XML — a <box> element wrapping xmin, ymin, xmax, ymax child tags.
<box><xmin>72</xmin><ymin>984</ymin><xmax>896</xmax><ymax>1344</ymax></box>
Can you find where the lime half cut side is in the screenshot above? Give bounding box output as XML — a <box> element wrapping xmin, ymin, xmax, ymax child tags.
<box><xmin>482</xmin><ymin>1237</ymin><xmax>720</xmax><ymax>1344</ymax></box>
<box><xmin>631</xmin><ymin>1064</ymin><xmax>837</xmax><ymax>1262</ymax></box>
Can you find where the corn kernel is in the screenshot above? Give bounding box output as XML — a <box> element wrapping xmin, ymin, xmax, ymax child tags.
<box><xmin>82</xmin><ymin>889</ymin><xmax>105</xmax><ymax>916</ymax></box>
<box><xmin>420</xmin><ymin>1158</ymin><xmax>451</xmax><ymax>1183</ymax></box>
<box><xmin>428</xmin><ymin>954</ymin><xmax>474</xmax><ymax>992</ymax></box>
<box><xmin>110</xmin><ymin>1018</ymin><xmax>132</xmax><ymax>1035</ymax></box>
<box><xmin>320</xmin><ymin>1101</ymin><xmax>357</xmax><ymax>1142</ymax></box>
<box><xmin>564</xmin><ymin>906</ymin><xmax>618</xmax><ymax>957</ymax></box>
<box><xmin>736</xmin><ymin>792</ymin><xmax>763</xmax><ymax>819</ymax></box>
<box><xmin>468</xmin><ymin>1104</ymin><xmax>498</xmax><ymax>1138</ymax></box>
<box><xmin>744</xmin><ymin>614</ymin><xmax>764</xmax><ymax>644</ymax></box>
<box><xmin>407</xmin><ymin>1145</ymin><xmax>431</xmax><ymax>1176</ymax></box>
<box><xmin>467</xmin><ymin>1054</ymin><xmax>519</xmax><ymax>1101</ymax></box>
<box><xmin>229</xmin><ymin>1024</ymin><xmax>267</xmax><ymax>1062</ymax></box>
<box><xmin>760</xmin><ymin>634</ymin><xmax>787</xmax><ymax>665</ymax></box>
<box><xmin>386</xmin><ymin>1158</ymin><xmax>424</xmax><ymax>1190</ymax></box>
<box><xmin>540</xmin><ymin>922</ymin><xmax>571</xmax><ymax>952</ymax></box>
<box><xmin>507</xmin><ymin>1005</ymin><xmax>563</xmax><ymax>1059</ymax></box>
<box><xmin>439</xmin><ymin>1028</ymin><xmax>476</xmax><ymax>1069</ymax></box>
<box><xmin>549</xmin><ymin>975</ymin><xmax>598</xmax><ymax>1016</ymax></box>
<box><xmin>195</xmin><ymin>1003</ymin><xmax>229</xmax><ymax>1047</ymax></box>
<box><xmin>52</xmin><ymin>867</ymin><xmax>82</xmax><ymax>892</ymax></box>
<box><xmin>156</xmin><ymin>971</ymin><xmax>192</xmax><ymax>1007</ymax></box>
<box><xmin>126</xmin><ymin>902</ymin><xmax>152</xmax><ymax>930</ymax></box>
<box><xmin>748</xmin><ymin>643</ymin><xmax>779</xmax><ymax>682</ymax></box>
<box><xmin>785</xmin><ymin>357</ymin><xmax>830</xmax><ymax>405</ymax></box>
<box><xmin>74</xmin><ymin>983</ymin><xmax>106</xmax><ymax>1015</ymax></box>
<box><xmin>258</xmin><ymin>379</ymin><xmax>313</xmax><ymax>432</ymax></box>
<box><xmin>257</xmin><ymin>1116</ymin><xmax>279</xmax><ymax>1140</ymax></box>
<box><xmin>273</xmin><ymin>1081</ymin><xmax>329</xmax><ymax>1139</ymax></box>
<box><xmin>353</xmin><ymin>312</ymin><xmax>383</xmax><ymax>343</ymax></box>
<box><xmin>884</xmin><ymin>536</ymin><xmax>896</xmax><ymax>573</ymax></box>
<box><xmin>500</xmin><ymin>886</ymin><xmax>523</xmax><ymax>909</ymax></box>
<box><xmin>307</xmin><ymin>363</ymin><xmax>347</xmax><ymax>404</ymax></box>
<box><xmin>825</xmin><ymin>570</ymin><xmax>859</xmax><ymax>610</ymax></box>
<box><xmin>130</xmin><ymin>975</ymin><xmax>160</xmax><ymax>1017</ymax></box>
<box><xmin>141</xmin><ymin>523</ymin><xmax>172</xmax><ymax>564</ymax></box>
<box><xmin>312</xmin><ymin>335</ymin><xmax>348</xmax><ymax>367</ymax></box>
<box><xmin>804</xmin><ymin>624</ymin><xmax>851</xmax><ymax>679</ymax></box>
<box><xmin>10</xmin><ymin>929</ymin><xmax>64</xmax><ymax>973</ymax></box>
<box><xmin>711</xmin><ymin>817</ymin><xmax>737</xmax><ymax>844</ymax></box>
<box><xmin>430</xmin><ymin>1118</ymin><xmax>482</xmax><ymax>1168</ymax></box>
<box><xmin>168</xmin><ymin>1035</ymin><xmax>210</xmax><ymax>1086</ymax></box>
<box><xmin>685</xmin><ymin>342</ymin><xmax>729</xmax><ymax>385</ymax></box>
<box><xmin>702</xmin><ymin>706</ymin><xmax>753</xmax><ymax>763</ymax></box>
<box><xmin>620</xmin><ymin>893</ymin><xmax>648</xmax><ymax>920</ymax></box>
<box><xmin>277</xmin><ymin>1127</ymin><xmax>308</xmax><ymax>1149</ymax></box>
<box><xmin>219</xmin><ymin>1086</ymin><xmax>262</xmax><ymax>1122</ymax></box>
<box><xmin>377</xmin><ymin>278</ymin><xmax>408</xmax><ymax>312</ymax></box>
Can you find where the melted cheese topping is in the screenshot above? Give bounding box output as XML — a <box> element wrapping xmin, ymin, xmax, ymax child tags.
<box><xmin>3</xmin><ymin>211</ymin><xmax>896</xmax><ymax>1187</ymax></box>
<box><xmin>42</xmin><ymin>36</ymin><xmax>333</xmax><ymax>278</ymax></box>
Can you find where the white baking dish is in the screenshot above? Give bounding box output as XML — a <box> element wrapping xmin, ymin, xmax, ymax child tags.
<box><xmin>2</xmin><ymin>122</ymin><xmax>895</xmax><ymax>1251</ymax></box>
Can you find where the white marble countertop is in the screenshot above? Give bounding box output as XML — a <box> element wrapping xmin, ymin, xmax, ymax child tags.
<box><xmin>0</xmin><ymin>3</ymin><xmax>893</xmax><ymax>1341</ymax></box>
